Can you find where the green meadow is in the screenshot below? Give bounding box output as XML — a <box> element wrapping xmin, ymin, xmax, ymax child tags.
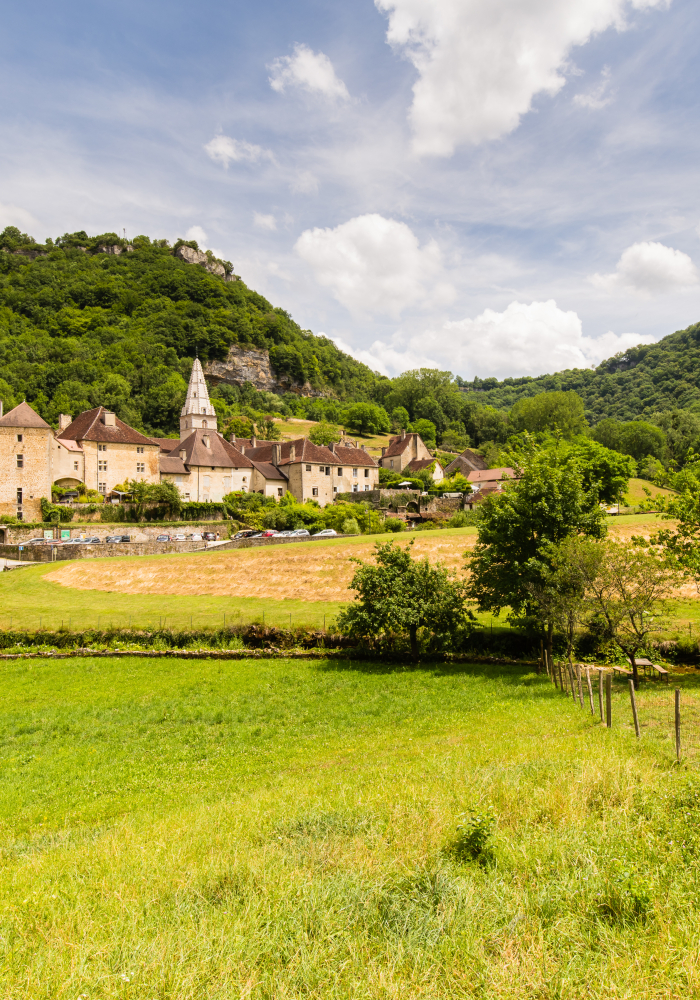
<box><xmin>1</xmin><ymin>653</ymin><xmax>700</xmax><ymax>998</ymax></box>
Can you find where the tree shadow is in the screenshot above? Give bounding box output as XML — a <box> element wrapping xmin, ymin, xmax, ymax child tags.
<box><xmin>314</xmin><ymin>655</ymin><xmax>546</xmax><ymax>688</ymax></box>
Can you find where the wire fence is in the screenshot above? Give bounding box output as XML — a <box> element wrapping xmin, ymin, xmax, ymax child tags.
<box><xmin>541</xmin><ymin>652</ymin><xmax>700</xmax><ymax>765</ymax></box>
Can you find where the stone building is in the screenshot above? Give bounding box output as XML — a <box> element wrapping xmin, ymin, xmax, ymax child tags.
<box><xmin>156</xmin><ymin>357</ymin><xmax>254</xmax><ymax>501</ymax></box>
<box><xmin>56</xmin><ymin>407</ymin><xmax>161</xmax><ymax>496</ymax></box>
<box><xmin>379</xmin><ymin>431</ymin><xmax>435</xmax><ymax>474</ymax></box>
<box><xmin>0</xmin><ymin>401</ymin><xmax>53</xmax><ymax>521</ymax></box>
<box><xmin>444</xmin><ymin>448</ymin><xmax>488</xmax><ymax>477</ymax></box>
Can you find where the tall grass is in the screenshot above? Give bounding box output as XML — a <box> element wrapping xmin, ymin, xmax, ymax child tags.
<box><xmin>0</xmin><ymin>654</ymin><xmax>698</xmax><ymax>997</ymax></box>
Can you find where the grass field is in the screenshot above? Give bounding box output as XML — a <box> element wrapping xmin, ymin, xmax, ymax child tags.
<box><xmin>623</xmin><ymin>478</ymin><xmax>673</xmax><ymax>505</ymax></box>
<box><xmin>3</xmin><ymin>652</ymin><xmax>700</xmax><ymax>998</ymax></box>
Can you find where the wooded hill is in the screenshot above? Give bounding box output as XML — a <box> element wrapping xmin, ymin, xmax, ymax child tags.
<box><xmin>458</xmin><ymin>321</ymin><xmax>700</xmax><ymax>423</ymax></box>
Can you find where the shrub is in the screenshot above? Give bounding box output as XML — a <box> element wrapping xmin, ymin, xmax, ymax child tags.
<box><xmin>449</xmin><ymin>809</ymin><xmax>495</xmax><ymax>864</ymax></box>
<box><xmin>383</xmin><ymin>518</ymin><xmax>405</xmax><ymax>533</ymax></box>
<box><xmin>341</xmin><ymin>518</ymin><xmax>360</xmax><ymax>535</ymax></box>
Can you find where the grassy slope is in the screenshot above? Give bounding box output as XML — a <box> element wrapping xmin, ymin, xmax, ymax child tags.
<box><xmin>2</xmin><ymin>653</ymin><xmax>699</xmax><ymax>998</ymax></box>
<box><xmin>623</xmin><ymin>478</ymin><xmax>674</xmax><ymax>504</ymax></box>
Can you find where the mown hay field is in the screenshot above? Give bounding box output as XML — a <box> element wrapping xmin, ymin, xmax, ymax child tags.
<box><xmin>2</xmin><ymin>652</ymin><xmax>699</xmax><ymax>999</ymax></box>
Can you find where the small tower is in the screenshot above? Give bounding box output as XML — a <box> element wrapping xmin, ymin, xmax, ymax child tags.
<box><xmin>180</xmin><ymin>358</ymin><xmax>217</xmax><ymax>440</ymax></box>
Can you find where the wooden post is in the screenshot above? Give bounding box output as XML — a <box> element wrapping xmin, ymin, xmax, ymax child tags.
<box><xmin>605</xmin><ymin>672</ymin><xmax>612</xmax><ymax>729</ymax></box>
<box><xmin>628</xmin><ymin>679</ymin><xmax>640</xmax><ymax>738</ymax></box>
<box><xmin>568</xmin><ymin>662</ymin><xmax>577</xmax><ymax>703</ymax></box>
<box><xmin>540</xmin><ymin>639</ymin><xmax>545</xmax><ymax>676</ymax></box>
<box><xmin>598</xmin><ymin>668</ymin><xmax>604</xmax><ymax>721</ymax></box>
<box><xmin>577</xmin><ymin>665</ymin><xmax>584</xmax><ymax>708</ymax></box>
<box><xmin>586</xmin><ymin>667</ymin><xmax>594</xmax><ymax>715</ymax></box>
<box><xmin>675</xmin><ymin>688</ymin><xmax>681</xmax><ymax>762</ymax></box>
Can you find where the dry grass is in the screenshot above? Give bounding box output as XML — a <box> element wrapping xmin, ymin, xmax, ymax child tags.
<box><xmin>46</xmin><ymin>531</ymin><xmax>479</xmax><ymax>603</ymax></box>
<box><xmin>45</xmin><ymin>516</ymin><xmax>668</xmax><ymax>605</ymax></box>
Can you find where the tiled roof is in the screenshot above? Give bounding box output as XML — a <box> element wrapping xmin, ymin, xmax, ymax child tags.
<box><xmin>159</xmin><ymin>455</ymin><xmax>189</xmax><ymax>475</ymax></box>
<box><xmin>382</xmin><ymin>433</ymin><xmax>416</xmax><ymax>459</ymax></box>
<box><xmin>445</xmin><ymin>450</ymin><xmax>488</xmax><ymax>476</ymax></box>
<box><xmin>406</xmin><ymin>458</ymin><xmax>440</xmax><ymax>472</ymax></box>
<box><xmin>332</xmin><ymin>444</ymin><xmax>378</xmax><ymax>467</ymax></box>
<box><xmin>250</xmin><ymin>460</ymin><xmax>288</xmax><ymax>481</ymax></box>
<box><xmin>148</xmin><ymin>436</ymin><xmax>180</xmax><ymax>453</ymax></box>
<box><xmin>56</xmin><ymin>437</ymin><xmax>83</xmax><ymax>452</ymax></box>
<box><xmin>58</xmin><ymin>406</ymin><xmax>155</xmax><ymax>446</ymax></box>
<box><xmin>163</xmin><ymin>430</ymin><xmax>254</xmax><ymax>469</ymax></box>
<box><xmin>467</xmin><ymin>467</ymin><xmax>515</xmax><ymax>483</ymax></box>
<box><xmin>0</xmin><ymin>401</ymin><xmax>51</xmax><ymax>429</ymax></box>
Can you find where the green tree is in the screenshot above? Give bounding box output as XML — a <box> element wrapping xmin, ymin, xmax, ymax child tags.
<box><xmin>337</xmin><ymin>539</ymin><xmax>473</xmax><ymax>658</ymax></box>
<box><xmin>593</xmin><ymin>418</ymin><xmax>667</xmax><ymax>463</ymax></box>
<box><xmin>468</xmin><ymin>455</ymin><xmax>606</xmax><ymax>657</ymax></box>
<box><xmin>412</xmin><ymin>418</ymin><xmax>436</xmax><ymax>448</ymax></box>
<box><xmin>256</xmin><ymin>416</ymin><xmax>281</xmax><ymax>440</ymax></box>
<box><xmin>651</xmin><ymin>410</ymin><xmax>700</xmax><ymax>466</ymax></box>
<box><xmin>343</xmin><ymin>402</ymin><xmax>390</xmax><ymax>436</ymax></box>
<box><xmin>510</xmin><ymin>391</ymin><xmax>587</xmax><ymax>437</ymax></box>
<box><xmin>643</xmin><ymin>460</ymin><xmax>700</xmax><ymax>590</ymax></box>
<box><xmin>391</xmin><ymin>406</ymin><xmax>410</xmax><ymax>431</ymax></box>
<box><xmin>309</xmin><ymin>421</ymin><xmax>341</xmax><ymax>446</ymax></box>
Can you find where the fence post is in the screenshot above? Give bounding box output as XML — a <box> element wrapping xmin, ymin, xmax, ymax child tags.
<box><xmin>586</xmin><ymin>667</ymin><xmax>594</xmax><ymax>715</ymax></box>
<box><xmin>605</xmin><ymin>672</ymin><xmax>612</xmax><ymax>728</ymax></box>
<box><xmin>675</xmin><ymin>688</ymin><xmax>681</xmax><ymax>762</ymax></box>
<box><xmin>568</xmin><ymin>662</ymin><xmax>577</xmax><ymax>703</ymax></box>
<box><xmin>628</xmin><ymin>679</ymin><xmax>640</xmax><ymax>739</ymax></box>
<box><xmin>597</xmin><ymin>668</ymin><xmax>604</xmax><ymax>721</ymax></box>
<box><xmin>577</xmin><ymin>665</ymin><xmax>584</xmax><ymax>709</ymax></box>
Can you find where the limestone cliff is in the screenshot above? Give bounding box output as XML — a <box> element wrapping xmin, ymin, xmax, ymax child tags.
<box><xmin>174</xmin><ymin>244</ymin><xmax>239</xmax><ymax>282</ymax></box>
<box><xmin>204</xmin><ymin>345</ymin><xmax>325</xmax><ymax>397</ymax></box>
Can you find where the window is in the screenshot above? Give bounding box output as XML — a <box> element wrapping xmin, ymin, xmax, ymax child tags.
<box><xmin>136</xmin><ymin>462</ymin><xmax>145</xmax><ymax>473</ymax></box>
<box><xmin>364</xmin><ymin>484</ymin><xmax>370</xmax><ymax>491</ymax></box>
<box><xmin>73</xmin><ymin>461</ymin><xmax>79</xmax><ymax>471</ymax></box>
<box><xmin>16</xmin><ymin>489</ymin><xmax>22</xmax><ymax>504</ymax></box>
<box><xmin>312</xmin><ymin>487</ymin><xmax>318</xmax><ymax>497</ymax></box>
<box><xmin>352</xmin><ymin>484</ymin><xmax>358</xmax><ymax>492</ymax></box>
<box><xmin>201</xmin><ymin>408</ymin><xmax>207</xmax><ymax>415</ymax></box>
<box><xmin>306</xmin><ymin>464</ymin><xmax>311</xmax><ymax>472</ymax></box>
<box><xmin>364</xmin><ymin>468</ymin><xmax>369</xmax><ymax>477</ymax></box>
<box><xmin>325</xmin><ymin>466</ymin><xmax>331</xmax><ymax>475</ymax></box>
<box><xmin>390</xmin><ymin>459</ymin><xmax>394</xmax><ymax>468</ymax></box>
<box><xmin>98</xmin><ymin>444</ymin><xmax>107</xmax><ymax>452</ymax></box>
<box><xmin>98</xmin><ymin>483</ymin><xmax>106</xmax><ymax>494</ymax></box>
<box><xmin>319</xmin><ymin>466</ymin><xmax>324</xmax><ymax>472</ymax></box>
<box><xmin>16</xmin><ymin>511</ymin><xmax>23</xmax><ymax>520</ymax></box>
<box><xmin>16</xmin><ymin>454</ymin><xmax>23</xmax><ymax>468</ymax></box>
<box><xmin>242</xmin><ymin>476</ymin><xmax>247</xmax><ymax>482</ymax></box>
<box><xmin>337</xmin><ymin>468</ymin><xmax>343</xmax><ymax>476</ymax></box>
<box><xmin>16</xmin><ymin>434</ymin><xmax>22</xmax><ymax>443</ymax></box>
<box><xmin>352</xmin><ymin>468</ymin><xmax>358</xmax><ymax>477</ymax></box>
<box><xmin>137</xmin><ymin>446</ymin><xmax>144</xmax><ymax>454</ymax></box>
<box><xmin>333</xmin><ymin>486</ymin><xmax>338</xmax><ymax>493</ymax></box>
<box><xmin>202</xmin><ymin>420</ymin><xmax>208</xmax><ymax>429</ymax></box>
<box><xmin>98</xmin><ymin>460</ymin><xmax>108</xmax><ymax>472</ymax></box>
<box><xmin>277</xmin><ymin>487</ymin><xmax>283</xmax><ymax>496</ymax></box>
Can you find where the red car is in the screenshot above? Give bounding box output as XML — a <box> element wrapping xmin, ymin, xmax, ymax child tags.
<box><xmin>260</xmin><ymin>529</ymin><xmax>279</xmax><ymax>538</ymax></box>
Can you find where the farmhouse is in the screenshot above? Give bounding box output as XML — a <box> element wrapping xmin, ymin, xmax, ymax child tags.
<box><xmin>445</xmin><ymin>448</ymin><xmax>488</xmax><ymax>477</ymax></box>
<box><xmin>0</xmin><ymin>401</ymin><xmax>53</xmax><ymax>522</ymax></box>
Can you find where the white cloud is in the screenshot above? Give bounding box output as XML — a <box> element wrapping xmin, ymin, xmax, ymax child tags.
<box><xmin>341</xmin><ymin>300</ymin><xmax>657</xmax><ymax>378</ymax></box>
<box><xmin>591</xmin><ymin>241</ymin><xmax>699</xmax><ymax>295</ymax></box>
<box><xmin>204</xmin><ymin>135</ymin><xmax>274</xmax><ymax>167</ymax></box>
<box><xmin>294</xmin><ymin>213</ymin><xmax>453</xmax><ymax>318</ymax></box>
<box><xmin>185</xmin><ymin>225</ymin><xmax>208</xmax><ymax>245</ymax></box>
<box><xmin>573</xmin><ymin>66</ymin><xmax>614</xmax><ymax>109</ymax></box>
<box><xmin>253</xmin><ymin>212</ymin><xmax>277</xmax><ymax>231</ymax></box>
<box><xmin>375</xmin><ymin>0</ymin><xmax>671</xmax><ymax>156</ymax></box>
<box><xmin>0</xmin><ymin>203</ymin><xmax>41</xmax><ymax>236</ymax></box>
<box><xmin>269</xmin><ymin>44</ymin><xmax>350</xmax><ymax>101</ymax></box>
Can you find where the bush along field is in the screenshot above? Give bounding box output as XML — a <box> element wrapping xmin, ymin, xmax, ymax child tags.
<box><xmin>3</xmin><ymin>652</ymin><xmax>700</xmax><ymax>999</ymax></box>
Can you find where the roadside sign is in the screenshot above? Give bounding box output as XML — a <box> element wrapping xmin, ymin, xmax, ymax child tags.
<box><xmin>61</xmin><ymin>530</ymin><xmax>70</xmax><ymax>539</ymax></box>
<box><xmin>43</xmin><ymin>530</ymin><xmax>53</xmax><ymax>539</ymax></box>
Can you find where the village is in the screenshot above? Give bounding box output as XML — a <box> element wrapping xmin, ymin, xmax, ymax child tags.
<box><xmin>0</xmin><ymin>359</ymin><xmax>512</xmax><ymax>552</ymax></box>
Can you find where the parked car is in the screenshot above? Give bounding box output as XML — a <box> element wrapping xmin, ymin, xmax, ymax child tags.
<box><xmin>312</xmin><ymin>529</ymin><xmax>337</xmax><ymax>537</ymax></box>
<box><xmin>83</xmin><ymin>537</ymin><xmax>102</xmax><ymax>544</ymax></box>
<box><xmin>190</xmin><ymin>533</ymin><xmax>203</xmax><ymax>541</ymax></box>
<box><xmin>156</xmin><ymin>534</ymin><xmax>171</xmax><ymax>542</ymax></box>
<box><xmin>260</xmin><ymin>529</ymin><xmax>278</xmax><ymax>538</ymax></box>
<box><xmin>290</xmin><ymin>528</ymin><xmax>310</xmax><ymax>536</ymax></box>
<box><xmin>275</xmin><ymin>530</ymin><xmax>294</xmax><ymax>537</ymax></box>
<box><xmin>173</xmin><ymin>533</ymin><xmax>187</xmax><ymax>542</ymax></box>
<box><xmin>104</xmin><ymin>535</ymin><xmax>123</xmax><ymax>543</ymax></box>
<box><xmin>61</xmin><ymin>537</ymin><xmax>82</xmax><ymax>545</ymax></box>
<box><xmin>25</xmin><ymin>537</ymin><xmax>48</xmax><ymax>545</ymax></box>
<box><xmin>117</xmin><ymin>535</ymin><xmax>131</xmax><ymax>543</ymax></box>
<box><xmin>202</xmin><ymin>532</ymin><xmax>217</xmax><ymax>541</ymax></box>
<box><xmin>233</xmin><ymin>529</ymin><xmax>257</xmax><ymax>539</ymax></box>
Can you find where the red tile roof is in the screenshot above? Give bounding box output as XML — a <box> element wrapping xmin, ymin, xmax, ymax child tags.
<box><xmin>406</xmin><ymin>458</ymin><xmax>440</xmax><ymax>473</ymax></box>
<box><xmin>467</xmin><ymin>467</ymin><xmax>515</xmax><ymax>483</ymax></box>
<box><xmin>58</xmin><ymin>406</ymin><xmax>155</xmax><ymax>446</ymax></box>
<box><xmin>250</xmin><ymin>460</ymin><xmax>288</xmax><ymax>481</ymax></box>
<box><xmin>382</xmin><ymin>433</ymin><xmax>418</xmax><ymax>459</ymax></box>
<box><xmin>162</xmin><ymin>431</ymin><xmax>254</xmax><ymax>469</ymax></box>
<box><xmin>0</xmin><ymin>401</ymin><xmax>51</xmax><ymax>429</ymax></box>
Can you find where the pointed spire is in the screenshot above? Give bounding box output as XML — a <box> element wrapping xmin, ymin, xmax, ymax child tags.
<box><xmin>180</xmin><ymin>358</ymin><xmax>217</xmax><ymax>439</ymax></box>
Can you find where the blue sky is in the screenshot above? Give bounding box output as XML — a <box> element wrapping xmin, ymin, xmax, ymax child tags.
<box><xmin>2</xmin><ymin>0</ymin><xmax>699</xmax><ymax>380</ymax></box>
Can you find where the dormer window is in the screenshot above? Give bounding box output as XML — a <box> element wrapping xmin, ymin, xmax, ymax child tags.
<box><xmin>203</xmin><ymin>435</ymin><xmax>210</xmax><ymax>448</ymax></box>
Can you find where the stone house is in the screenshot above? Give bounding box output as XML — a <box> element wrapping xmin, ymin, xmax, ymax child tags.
<box><xmin>0</xmin><ymin>401</ymin><xmax>53</xmax><ymax>521</ymax></box>
<box><xmin>404</xmin><ymin>457</ymin><xmax>445</xmax><ymax>483</ymax></box>
<box><xmin>379</xmin><ymin>431</ymin><xmax>434</xmax><ymax>473</ymax></box>
<box><xmin>444</xmin><ymin>448</ymin><xmax>488</xmax><ymax>477</ymax></box>
<box><xmin>56</xmin><ymin>407</ymin><xmax>161</xmax><ymax>496</ymax></box>
<box><xmin>239</xmin><ymin>438</ymin><xmax>379</xmax><ymax>506</ymax></box>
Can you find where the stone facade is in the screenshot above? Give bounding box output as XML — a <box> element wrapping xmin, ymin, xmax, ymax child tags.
<box><xmin>379</xmin><ymin>432</ymin><xmax>435</xmax><ymax>473</ymax></box>
<box><xmin>0</xmin><ymin>402</ymin><xmax>53</xmax><ymax>521</ymax></box>
<box><xmin>57</xmin><ymin>408</ymin><xmax>161</xmax><ymax>495</ymax></box>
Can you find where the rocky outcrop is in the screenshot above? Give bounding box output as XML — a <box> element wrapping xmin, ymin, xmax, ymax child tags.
<box><xmin>175</xmin><ymin>244</ymin><xmax>239</xmax><ymax>282</ymax></box>
<box><xmin>97</xmin><ymin>244</ymin><xmax>134</xmax><ymax>254</ymax></box>
<box><xmin>204</xmin><ymin>345</ymin><xmax>325</xmax><ymax>397</ymax></box>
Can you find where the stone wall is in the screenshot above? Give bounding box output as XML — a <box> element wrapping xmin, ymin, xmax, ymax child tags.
<box><xmin>0</xmin><ymin>520</ymin><xmax>228</xmax><ymax>545</ymax></box>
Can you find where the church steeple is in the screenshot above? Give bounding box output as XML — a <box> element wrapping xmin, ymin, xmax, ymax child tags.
<box><xmin>180</xmin><ymin>358</ymin><xmax>217</xmax><ymax>440</ymax></box>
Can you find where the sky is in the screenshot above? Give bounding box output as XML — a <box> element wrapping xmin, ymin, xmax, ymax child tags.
<box><xmin>2</xmin><ymin>0</ymin><xmax>700</xmax><ymax>381</ymax></box>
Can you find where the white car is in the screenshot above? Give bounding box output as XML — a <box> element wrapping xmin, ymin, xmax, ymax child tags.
<box><xmin>173</xmin><ymin>533</ymin><xmax>187</xmax><ymax>542</ymax></box>
<box><xmin>290</xmin><ymin>528</ymin><xmax>310</xmax><ymax>536</ymax></box>
<box><xmin>313</xmin><ymin>528</ymin><xmax>337</xmax><ymax>537</ymax></box>
<box><xmin>190</xmin><ymin>533</ymin><xmax>203</xmax><ymax>541</ymax></box>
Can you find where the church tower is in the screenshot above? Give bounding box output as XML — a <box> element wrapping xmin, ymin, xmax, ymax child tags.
<box><xmin>180</xmin><ymin>358</ymin><xmax>217</xmax><ymax>440</ymax></box>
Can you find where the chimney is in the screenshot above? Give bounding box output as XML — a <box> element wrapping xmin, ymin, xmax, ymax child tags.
<box><xmin>401</xmin><ymin>429</ymin><xmax>406</xmax><ymax>440</ymax></box>
<box><xmin>381</xmin><ymin>447</ymin><xmax>387</xmax><ymax>457</ymax></box>
<box><xmin>179</xmin><ymin>448</ymin><xmax>186</xmax><ymax>462</ymax></box>
<box><xmin>239</xmin><ymin>444</ymin><xmax>245</xmax><ymax>454</ymax></box>
<box><xmin>272</xmin><ymin>443</ymin><xmax>281</xmax><ymax>466</ymax></box>
<box><xmin>58</xmin><ymin>413</ymin><xmax>72</xmax><ymax>431</ymax></box>
<box><xmin>329</xmin><ymin>441</ymin><xmax>336</xmax><ymax>454</ymax></box>
<box><xmin>229</xmin><ymin>433</ymin><xmax>236</xmax><ymax>444</ymax></box>
<box><xmin>103</xmin><ymin>411</ymin><xmax>116</xmax><ymax>427</ymax></box>
<box><xmin>289</xmin><ymin>443</ymin><xmax>296</xmax><ymax>462</ymax></box>
<box><xmin>251</xmin><ymin>436</ymin><xmax>257</xmax><ymax>448</ymax></box>
<box><xmin>0</xmin><ymin>401</ymin><xmax>3</xmax><ymax>419</ymax></box>
<box><xmin>361</xmin><ymin>444</ymin><xmax>366</xmax><ymax>452</ymax></box>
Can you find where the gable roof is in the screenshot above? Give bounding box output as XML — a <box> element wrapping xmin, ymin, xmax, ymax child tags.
<box><xmin>467</xmin><ymin>467</ymin><xmax>515</xmax><ymax>483</ymax></box>
<box><xmin>250</xmin><ymin>460</ymin><xmax>288</xmax><ymax>482</ymax></box>
<box><xmin>445</xmin><ymin>449</ymin><xmax>488</xmax><ymax>476</ymax></box>
<box><xmin>332</xmin><ymin>444</ymin><xmax>378</xmax><ymax>467</ymax></box>
<box><xmin>383</xmin><ymin>433</ymin><xmax>419</xmax><ymax>459</ymax></box>
<box><xmin>57</xmin><ymin>406</ymin><xmax>155</xmax><ymax>446</ymax></box>
<box><xmin>148</xmin><ymin>436</ymin><xmax>180</xmax><ymax>453</ymax></box>
<box><xmin>163</xmin><ymin>430</ymin><xmax>254</xmax><ymax>470</ymax></box>
<box><xmin>406</xmin><ymin>458</ymin><xmax>441</xmax><ymax>473</ymax></box>
<box><xmin>0</xmin><ymin>401</ymin><xmax>51</xmax><ymax>429</ymax></box>
<box><xmin>159</xmin><ymin>454</ymin><xmax>189</xmax><ymax>475</ymax></box>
